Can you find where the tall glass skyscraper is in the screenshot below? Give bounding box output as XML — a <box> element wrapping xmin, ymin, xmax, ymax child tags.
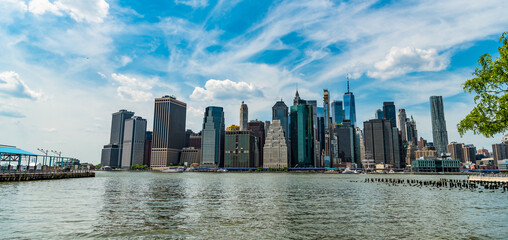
<box><xmin>383</xmin><ymin>102</ymin><xmax>396</xmax><ymax>128</ymax></box>
<box><xmin>290</xmin><ymin>102</ymin><xmax>314</xmax><ymax>168</ymax></box>
<box><xmin>343</xmin><ymin>91</ymin><xmax>356</xmax><ymax>127</ymax></box>
<box><xmin>331</xmin><ymin>100</ymin><xmax>343</xmax><ymax>124</ymax></box>
<box><xmin>430</xmin><ymin>96</ymin><xmax>448</xmax><ymax>156</ymax></box>
<box><xmin>201</xmin><ymin>106</ymin><xmax>225</xmax><ymax>167</ymax></box>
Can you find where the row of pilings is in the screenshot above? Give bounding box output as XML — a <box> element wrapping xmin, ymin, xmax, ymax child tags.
<box><xmin>363</xmin><ymin>178</ymin><xmax>508</xmax><ymax>192</ymax></box>
<box><xmin>0</xmin><ymin>171</ymin><xmax>95</xmax><ymax>182</ymax></box>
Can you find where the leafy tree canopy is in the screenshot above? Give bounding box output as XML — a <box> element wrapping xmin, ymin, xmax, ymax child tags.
<box><xmin>458</xmin><ymin>32</ymin><xmax>508</xmax><ymax>137</ymax></box>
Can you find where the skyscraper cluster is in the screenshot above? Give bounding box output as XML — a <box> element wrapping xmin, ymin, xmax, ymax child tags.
<box><xmin>101</xmin><ymin>110</ymin><xmax>150</xmax><ymax>169</ymax></box>
<box><xmin>102</xmin><ymin>81</ymin><xmax>505</xmax><ymax>170</ymax></box>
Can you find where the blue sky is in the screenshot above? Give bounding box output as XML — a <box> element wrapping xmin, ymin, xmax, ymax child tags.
<box><xmin>0</xmin><ymin>0</ymin><xmax>507</xmax><ymax>163</ymax></box>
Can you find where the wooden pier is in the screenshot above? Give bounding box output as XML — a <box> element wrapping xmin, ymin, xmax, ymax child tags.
<box><xmin>0</xmin><ymin>171</ymin><xmax>95</xmax><ymax>182</ymax></box>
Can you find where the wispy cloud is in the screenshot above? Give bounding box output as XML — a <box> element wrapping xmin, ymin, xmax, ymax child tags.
<box><xmin>0</xmin><ymin>109</ymin><xmax>25</xmax><ymax>118</ymax></box>
<box><xmin>174</xmin><ymin>0</ymin><xmax>208</xmax><ymax>8</ymax></box>
<box><xmin>111</xmin><ymin>73</ymin><xmax>153</xmax><ymax>102</ymax></box>
<box><xmin>28</xmin><ymin>0</ymin><xmax>109</xmax><ymax>23</ymax></box>
<box><xmin>0</xmin><ymin>71</ymin><xmax>42</xmax><ymax>100</ymax></box>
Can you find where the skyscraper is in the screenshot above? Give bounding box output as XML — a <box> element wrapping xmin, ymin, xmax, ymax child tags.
<box><xmin>144</xmin><ymin>131</ymin><xmax>152</xmax><ymax>166</ymax></box>
<box><xmin>492</xmin><ymin>136</ymin><xmax>508</xmax><ymax>167</ymax></box>
<box><xmin>397</xmin><ymin>109</ymin><xmax>407</xmax><ymax>143</ymax></box>
<box><xmin>462</xmin><ymin>144</ymin><xmax>476</xmax><ymax>163</ymax></box>
<box><xmin>406</xmin><ymin>116</ymin><xmax>418</xmax><ymax>145</ymax></box>
<box><xmin>355</xmin><ymin>127</ymin><xmax>365</xmax><ymax>167</ymax></box>
<box><xmin>343</xmin><ymin>80</ymin><xmax>356</xmax><ymax>127</ymax></box>
<box><xmin>240</xmin><ymin>101</ymin><xmax>248</xmax><ymax>131</ymax></box>
<box><xmin>290</xmin><ymin>96</ymin><xmax>314</xmax><ymax>168</ymax></box>
<box><xmin>363</xmin><ymin>119</ymin><xmax>396</xmax><ymax>167</ymax></box>
<box><xmin>331</xmin><ymin>100</ymin><xmax>344</xmax><ymax>124</ymax></box>
<box><xmin>101</xmin><ymin>109</ymin><xmax>134</xmax><ymax>168</ymax></box>
<box><xmin>272</xmin><ymin>100</ymin><xmax>289</xmax><ymax>141</ymax></box>
<box><xmin>151</xmin><ymin>96</ymin><xmax>187</xmax><ymax>169</ymax></box>
<box><xmin>430</xmin><ymin>96</ymin><xmax>448</xmax><ymax>156</ymax></box>
<box><xmin>263</xmin><ymin>120</ymin><xmax>289</xmax><ymax>169</ymax></box>
<box><xmin>224</xmin><ymin>128</ymin><xmax>256</xmax><ymax>168</ymax></box>
<box><xmin>200</xmin><ymin>106</ymin><xmax>225</xmax><ymax>168</ymax></box>
<box><xmin>121</xmin><ymin>116</ymin><xmax>147</xmax><ymax>168</ymax></box>
<box><xmin>247</xmin><ymin>120</ymin><xmax>265</xmax><ymax>167</ymax></box>
<box><xmin>375</xmin><ymin>109</ymin><xmax>383</xmax><ymax>120</ymax></box>
<box><xmin>447</xmin><ymin>142</ymin><xmax>464</xmax><ymax>162</ymax></box>
<box><xmin>383</xmin><ymin>102</ymin><xmax>396</xmax><ymax>128</ymax></box>
<box><xmin>335</xmin><ymin>122</ymin><xmax>354</xmax><ymax>164</ymax></box>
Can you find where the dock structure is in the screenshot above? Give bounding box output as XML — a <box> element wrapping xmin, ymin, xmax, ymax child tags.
<box><xmin>0</xmin><ymin>145</ymin><xmax>95</xmax><ymax>182</ymax></box>
<box><xmin>1</xmin><ymin>145</ymin><xmax>81</xmax><ymax>171</ymax></box>
<box><xmin>0</xmin><ymin>170</ymin><xmax>95</xmax><ymax>182</ymax></box>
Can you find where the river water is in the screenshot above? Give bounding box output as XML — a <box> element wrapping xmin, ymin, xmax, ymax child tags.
<box><xmin>0</xmin><ymin>172</ymin><xmax>507</xmax><ymax>239</ymax></box>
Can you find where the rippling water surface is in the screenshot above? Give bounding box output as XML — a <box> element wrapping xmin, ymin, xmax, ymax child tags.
<box><xmin>1</xmin><ymin>172</ymin><xmax>507</xmax><ymax>239</ymax></box>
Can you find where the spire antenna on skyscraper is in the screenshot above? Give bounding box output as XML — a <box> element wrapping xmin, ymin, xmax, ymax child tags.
<box><xmin>346</xmin><ymin>73</ymin><xmax>350</xmax><ymax>93</ymax></box>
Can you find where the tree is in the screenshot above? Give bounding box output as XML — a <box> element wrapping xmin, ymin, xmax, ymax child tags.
<box><xmin>458</xmin><ymin>32</ymin><xmax>508</xmax><ymax>137</ymax></box>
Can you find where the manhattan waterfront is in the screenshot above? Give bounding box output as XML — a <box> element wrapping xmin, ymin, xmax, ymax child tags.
<box><xmin>1</xmin><ymin>172</ymin><xmax>507</xmax><ymax>239</ymax></box>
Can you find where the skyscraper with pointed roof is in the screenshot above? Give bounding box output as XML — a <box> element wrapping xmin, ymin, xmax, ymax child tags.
<box><xmin>343</xmin><ymin>77</ymin><xmax>357</xmax><ymax>127</ymax></box>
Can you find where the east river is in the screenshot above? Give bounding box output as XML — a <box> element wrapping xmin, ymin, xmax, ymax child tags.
<box><xmin>1</xmin><ymin>172</ymin><xmax>507</xmax><ymax>239</ymax></box>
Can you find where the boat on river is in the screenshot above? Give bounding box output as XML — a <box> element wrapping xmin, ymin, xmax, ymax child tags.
<box><xmin>342</xmin><ymin>168</ymin><xmax>358</xmax><ymax>174</ymax></box>
<box><xmin>162</xmin><ymin>168</ymin><xmax>185</xmax><ymax>173</ymax></box>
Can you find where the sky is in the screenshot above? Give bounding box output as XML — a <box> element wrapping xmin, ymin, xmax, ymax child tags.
<box><xmin>0</xmin><ymin>0</ymin><xmax>507</xmax><ymax>164</ymax></box>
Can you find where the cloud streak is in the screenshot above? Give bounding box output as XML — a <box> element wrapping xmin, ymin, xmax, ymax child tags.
<box><xmin>0</xmin><ymin>71</ymin><xmax>42</xmax><ymax>100</ymax></box>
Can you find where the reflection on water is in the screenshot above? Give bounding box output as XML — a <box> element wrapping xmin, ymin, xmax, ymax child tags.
<box><xmin>1</xmin><ymin>172</ymin><xmax>507</xmax><ymax>239</ymax></box>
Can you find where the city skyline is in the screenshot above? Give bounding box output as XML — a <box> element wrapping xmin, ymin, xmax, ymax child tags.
<box><xmin>1</xmin><ymin>0</ymin><xmax>507</xmax><ymax>164</ymax></box>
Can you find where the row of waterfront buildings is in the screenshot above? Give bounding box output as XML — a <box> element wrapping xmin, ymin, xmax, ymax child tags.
<box><xmin>100</xmin><ymin>84</ymin><xmax>508</xmax><ymax>172</ymax></box>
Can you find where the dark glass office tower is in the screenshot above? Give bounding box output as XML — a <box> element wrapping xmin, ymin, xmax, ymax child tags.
<box><xmin>200</xmin><ymin>106</ymin><xmax>225</xmax><ymax>167</ymax></box>
<box><xmin>290</xmin><ymin>102</ymin><xmax>315</xmax><ymax>168</ymax></box>
<box><xmin>383</xmin><ymin>102</ymin><xmax>396</xmax><ymax>128</ymax></box>
<box><xmin>331</xmin><ymin>100</ymin><xmax>344</xmax><ymax>124</ymax></box>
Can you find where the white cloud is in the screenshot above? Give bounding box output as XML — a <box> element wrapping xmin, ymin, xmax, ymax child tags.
<box><xmin>28</xmin><ymin>0</ymin><xmax>109</xmax><ymax>23</ymax></box>
<box><xmin>367</xmin><ymin>47</ymin><xmax>449</xmax><ymax>79</ymax></box>
<box><xmin>190</xmin><ymin>79</ymin><xmax>264</xmax><ymax>101</ymax></box>
<box><xmin>0</xmin><ymin>71</ymin><xmax>42</xmax><ymax>100</ymax></box>
<box><xmin>28</xmin><ymin>0</ymin><xmax>62</xmax><ymax>15</ymax></box>
<box><xmin>111</xmin><ymin>73</ymin><xmax>153</xmax><ymax>102</ymax></box>
<box><xmin>174</xmin><ymin>0</ymin><xmax>208</xmax><ymax>8</ymax></box>
<box><xmin>120</xmin><ymin>56</ymin><xmax>132</xmax><ymax>66</ymax></box>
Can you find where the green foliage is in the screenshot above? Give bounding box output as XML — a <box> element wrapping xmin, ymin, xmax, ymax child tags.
<box><xmin>282</xmin><ymin>167</ymin><xmax>289</xmax><ymax>172</ymax></box>
<box><xmin>256</xmin><ymin>167</ymin><xmax>263</xmax><ymax>172</ymax></box>
<box><xmin>95</xmin><ymin>164</ymin><xmax>101</xmax><ymax>169</ymax></box>
<box><xmin>458</xmin><ymin>32</ymin><xmax>508</xmax><ymax>137</ymax></box>
<box><xmin>130</xmin><ymin>164</ymin><xmax>149</xmax><ymax>170</ymax></box>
